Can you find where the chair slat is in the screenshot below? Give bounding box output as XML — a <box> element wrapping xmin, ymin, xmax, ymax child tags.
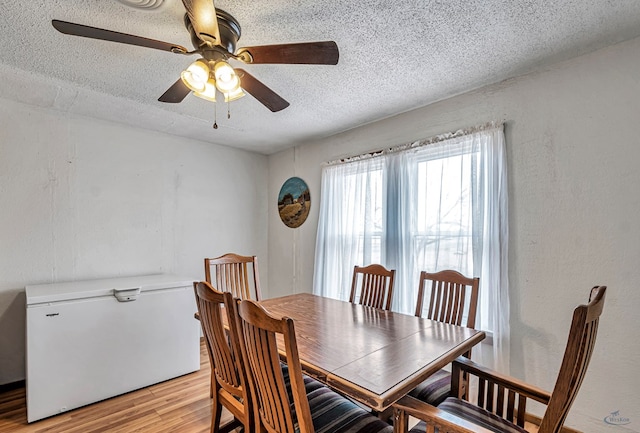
<box><xmin>506</xmin><ymin>389</ymin><xmax>516</xmax><ymax>422</ymax></box>
<box><xmin>444</xmin><ymin>282</ymin><xmax>455</xmax><ymax>323</ymax></box>
<box><xmin>478</xmin><ymin>378</ymin><xmax>486</xmax><ymax>407</ymax></box>
<box><xmin>434</xmin><ymin>282</ymin><xmax>444</xmax><ymax>321</ymax></box>
<box><xmin>517</xmin><ymin>394</ymin><xmax>527</xmax><ymax>427</ymax></box>
<box><xmin>486</xmin><ymin>381</ymin><xmax>494</xmax><ymax>412</ymax></box>
<box><xmin>427</xmin><ymin>280</ymin><xmax>437</xmax><ymax>319</ymax></box>
<box><xmin>496</xmin><ymin>384</ymin><xmax>505</xmax><ymax>417</ymax></box>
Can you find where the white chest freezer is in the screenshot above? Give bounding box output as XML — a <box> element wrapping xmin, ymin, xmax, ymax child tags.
<box><xmin>25</xmin><ymin>274</ymin><xmax>200</xmax><ymax>423</ymax></box>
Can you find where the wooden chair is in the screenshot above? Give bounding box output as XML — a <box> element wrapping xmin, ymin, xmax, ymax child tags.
<box><xmin>393</xmin><ymin>286</ymin><xmax>607</xmax><ymax>433</ymax></box>
<box><xmin>205</xmin><ymin>253</ymin><xmax>262</xmax><ymax>301</ymax></box>
<box><xmin>200</xmin><ymin>253</ymin><xmax>260</xmax><ymax>400</ymax></box>
<box><xmin>349</xmin><ymin>264</ymin><xmax>396</xmax><ymax>310</ymax></box>
<box><xmin>193</xmin><ymin>281</ymin><xmax>254</xmax><ymax>433</ymax></box>
<box><xmin>409</xmin><ymin>270</ymin><xmax>480</xmax><ymax>406</ymax></box>
<box><xmin>235</xmin><ymin>299</ymin><xmax>394</xmax><ymax>433</ymax></box>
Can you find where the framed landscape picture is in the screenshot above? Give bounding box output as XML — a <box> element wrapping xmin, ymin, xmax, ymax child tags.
<box><xmin>278</xmin><ymin>177</ymin><xmax>310</xmax><ymax>228</ymax></box>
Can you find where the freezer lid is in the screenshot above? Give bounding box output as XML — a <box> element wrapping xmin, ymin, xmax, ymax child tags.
<box><xmin>25</xmin><ymin>274</ymin><xmax>196</xmax><ymax>306</ymax></box>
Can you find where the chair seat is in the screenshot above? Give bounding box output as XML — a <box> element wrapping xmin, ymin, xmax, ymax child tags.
<box><xmin>305</xmin><ymin>379</ymin><xmax>394</xmax><ymax>433</ymax></box>
<box><xmin>409</xmin><ymin>397</ymin><xmax>528</xmax><ymax>433</ymax></box>
<box><xmin>407</xmin><ymin>368</ymin><xmax>451</xmax><ymax>406</ymax></box>
<box><xmin>281</xmin><ymin>364</ymin><xmax>392</xmax><ymax>433</ymax></box>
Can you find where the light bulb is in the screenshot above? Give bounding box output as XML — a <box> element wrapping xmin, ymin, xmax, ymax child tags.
<box><xmin>214</xmin><ymin>61</ymin><xmax>241</xmax><ymax>93</ymax></box>
<box><xmin>181</xmin><ymin>60</ymin><xmax>210</xmax><ymax>92</ymax></box>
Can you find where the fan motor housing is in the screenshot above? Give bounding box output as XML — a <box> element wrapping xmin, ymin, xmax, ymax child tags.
<box><xmin>184</xmin><ymin>9</ymin><xmax>241</xmax><ymax>55</ymax></box>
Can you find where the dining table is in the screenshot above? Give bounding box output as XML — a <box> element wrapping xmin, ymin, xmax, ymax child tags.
<box><xmin>257</xmin><ymin>293</ymin><xmax>485</xmax><ymax>412</ymax></box>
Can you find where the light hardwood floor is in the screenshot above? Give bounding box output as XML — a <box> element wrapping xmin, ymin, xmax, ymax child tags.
<box><xmin>0</xmin><ymin>339</ymin><xmax>551</xmax><ymax>433</ymax></box>
<box><xmin>0</xmin><ymin>339</ymin><xmax>233</xmax><ymax>433</ymax></box>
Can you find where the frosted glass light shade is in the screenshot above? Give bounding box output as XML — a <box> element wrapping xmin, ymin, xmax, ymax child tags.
<box><xmin>194</xmin><ymin>79</ymin><xmax>217</xmax><ymax>102</ymax></box>
<box><xmin>181</xmin><ymin>60</ymin><xmax>210</xmax><ymax>92</ymax></box>
<box><xmin>224</xmin><ymin>86</ymin><xmax>245</xmax><ymax>102</ymax></box>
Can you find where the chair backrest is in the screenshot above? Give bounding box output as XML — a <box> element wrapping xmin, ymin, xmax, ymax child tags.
<box><xmin>193</xmin><ymin>281</ymin><xmax>249</xmax><ymax>406</ymax></box>
<box><xmin>236</xmin><ymin>299</ymin><xmax>315</xmax><ymax>433</ymax></box>
<box><xmin>538</xmin><ymin>286</ymin><xmax>607</xmax><ymax>433</ymax></box>
<box><xmin>415</xmin><ymin>270</ymin><xmax>480</xmax><ymax>328</ymax></box>
<box><xmin>204</xmin><ymin>253</ymin><xmax>262</xmax><ymax>301</ymax></box>
<box><xmin>349</xmin><ymin>264</ymin><xmax>396</xmax><ymax>310</ymax></box>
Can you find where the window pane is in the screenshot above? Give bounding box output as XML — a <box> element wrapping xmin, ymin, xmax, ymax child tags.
<box><xmin>414</xmin><ymin>152</ymin><xmax>475</xmax><ymax>278</ymax></box>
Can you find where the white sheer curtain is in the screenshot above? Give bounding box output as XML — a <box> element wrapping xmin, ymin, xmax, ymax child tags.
<box><xmin>313</xmin><ymin>155</ymin><xmax>387</xmax><ymax>302</ymax></box>
<box><xmin>313</xmin><ymin>124</ymin><xmax>509</xmax><ymax>372</ymax></box>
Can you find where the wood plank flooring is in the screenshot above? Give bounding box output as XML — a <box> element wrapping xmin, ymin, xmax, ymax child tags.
<box><xmin>0</xmin><ymin>339</ymin><xmax>550</xmax><ymax>433</ymax></box>
<box><xmin>0</xmin><ymin>339</ymin><xmax>232</xmax><ymax>433</ymax></box>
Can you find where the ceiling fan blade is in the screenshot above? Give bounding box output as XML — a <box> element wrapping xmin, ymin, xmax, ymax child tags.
<box><xmin>52</xmin><ymin>20</ymin><xmax>188</xmax><ymax>53</ymax></box>
<box><xmin>158</xmin><ymin>79</ymin><xmax>191</xmax><ymax>103</ymax></box>
<box><xmin>236</xmin><ymin>69</ymin><xmax>289</xmax><ymax>112</ymax></box>
<box><xmin>182</xmin><ymin>0</ymin><xmax>221</xmax><ymax>46</ymax></box>
<box><xmin>237</xmin><ymin>41</ymin><xmax>339</xmax><ymax>65</ymax></box>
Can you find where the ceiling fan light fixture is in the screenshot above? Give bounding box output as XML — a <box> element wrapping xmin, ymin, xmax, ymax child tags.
<box><xmin>193</xmin><ymin>79</ymin><xmax>217</xmax><ymax>102</ymax></box>
<box><xmin>51</xmin><ymin>3</ymin><xmax>339</xmax><ymax>113</ymax></box>
<box><xmin>214</xmin><ymin>61</ymin><xmax>241</xmax><ymax>93</ymax></box>
<box><xmin>180</xmin><ymin>59</ymin><xmax>210</xmax><ymax>92</ymax></box>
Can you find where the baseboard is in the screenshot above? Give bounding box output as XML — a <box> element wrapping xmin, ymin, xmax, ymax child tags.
<box><xmin>525</xmin><ymin>413</ymin><xmax>583</xmax><ymax>433</ymax></box>
<box><xmin>0</xmin><ymin>379</ymin><xmax>25</xmax><ymax>393</ymax></box>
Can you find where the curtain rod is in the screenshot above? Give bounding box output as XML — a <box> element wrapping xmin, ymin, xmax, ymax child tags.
<box><xmin>325</xmin><ymin>120</ymin><xmax>504</xmax><ymax>166</ymax></box>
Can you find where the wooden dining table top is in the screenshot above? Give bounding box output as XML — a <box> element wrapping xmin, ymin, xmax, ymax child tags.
<box><xmin>258</xmin><ymin>293</ymin><xmax>485</xmax><ymax>411</ymax></box>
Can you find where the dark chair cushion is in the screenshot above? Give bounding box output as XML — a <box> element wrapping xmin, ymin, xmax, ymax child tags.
<box><xmin>408</xmin><ymin>368</ymin><xmax>451</xmax><ymax>406</ymax></box>
<box><xmin>409</xmin><ymin>397</ymin><xmax>528</xmax><ymax>433</ymax></box>
<box><xmin>281</xmin><ymin>364</ymin><xmax>392</xmax><ymax>433</ymax></box>
<box><xmin>306</xmin><ymin>381</ymin><xmax>394</xmax><ymax>433</ymax></box>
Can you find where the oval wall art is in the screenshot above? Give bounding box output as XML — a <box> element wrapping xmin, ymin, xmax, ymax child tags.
<box><xmin>278</xmin><ymin>177</ymin><xmax>311</xmax><ymax>228</ymax></box>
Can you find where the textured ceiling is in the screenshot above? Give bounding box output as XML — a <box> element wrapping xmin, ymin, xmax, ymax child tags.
<box><xmin>2</xmin><ymin>0</ymin><xmax>640</xmax><ymax>154</ymax></box>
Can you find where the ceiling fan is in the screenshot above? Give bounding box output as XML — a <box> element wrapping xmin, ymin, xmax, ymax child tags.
<box><xmin>52</xmin><ymin>0</ymin><xmax>339</xmax><ymax>113</ymax></box>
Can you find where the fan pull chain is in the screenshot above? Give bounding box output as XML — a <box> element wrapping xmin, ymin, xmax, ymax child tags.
<box><xmin>213</xmin><ymin>101</ymin><xmax>218</xmax><ymax>129</ymax></box>
<box><xmin>227</xmin><ymin>97</ymin><xmax>231</xmax><ymax>119</ymax></box>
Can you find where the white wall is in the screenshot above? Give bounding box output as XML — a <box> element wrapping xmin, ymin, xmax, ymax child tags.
<box><xmin>0</xmin><ymin>99</ymin><xmax>268</xmax><ymax>384</ymax></box>
<box><xmin>268</xmin><ymin>36</ymin><xmax>640</xmax><ymax>432</ymax></box>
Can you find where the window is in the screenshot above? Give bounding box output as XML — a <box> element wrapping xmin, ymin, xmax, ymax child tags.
<box><xmin>313</xmin><ymin>124</ymin><xmax>510</xmax><ymax>371</ymax></box>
